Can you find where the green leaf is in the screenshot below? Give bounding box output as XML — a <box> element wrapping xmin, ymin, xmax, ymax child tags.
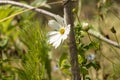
<box><xmin>85</xmin><ymin>41</ymin><xmax>100</xmax><ymax>49</ymax></box>
<box><xmin>59</xmin><ymin>53</ymin><xmax>68</xmax><ymax>68</ymax></box>
<box><xmin>78</xmin><ymin>54</ymin><xmax>86</xmax><ymax>64</ymax></box>
<box><xmin>60</xmin><ymin>63</ymin><xmax>71</xmax><ymax>76</ymax></box>
<box><xmin>61</xmin><ymin>68</ymin><xmax>71</xmax><ymax>76</ymax></box>
<box><xmin>86</xmin><ymin>61</ymin><xmax>100</xmax><ymax>70</ymax></box>
<box><xmin>86</xmin><ymin>62</ymin><xmax>93</xmax><ymax>69</ymax></box>
<box><xmin>80</xmin><ymin>67</ymin><xmax>88</xmax><ymax>75</ymax></box>
<box><xmin>61</xmin><ymin>64</ymin><xmax>70</xmax><ymax>70</ymax></box>
<box><xmin>86</xmin><ymin>77</ymin><xmax>91</xmax><ymax>80</ymax></box>
<box><xmin>0</xmin><ymin>37</ymin><xmax>8</xmax><ymax>49</ymax></box>
<box><xmin>0</xmin><ymin>5</ymin><xmax>21</xmax><ymax>36</ymax></box>
<box><xmin>92</xmin><ymin>61</ymin><xmax>100</xmax><ymax>70</ymax></box>
<box><xmin>31</xmin><ymin>0</ymin><xmax>50</xmax><ymax>8</ymax></box>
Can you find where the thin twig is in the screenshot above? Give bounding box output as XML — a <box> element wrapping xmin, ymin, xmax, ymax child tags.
<box><xmin>0</xmin><ymin>0</ymin><xmax>56</xmax><ymax>18</ymax></box>
<box><xmin>0</xmin><ymin>8</ymin><xmax>33</xmax><ymax>22</ymax></box>
<box><xmin>88</xmin><ymin>29</ymin><xmax>120</xmax><ymax>48</ymax></box>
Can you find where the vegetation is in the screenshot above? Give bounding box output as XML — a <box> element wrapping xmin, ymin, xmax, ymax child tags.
<box><xmin>0</xmin><ymin>0</ymin><xmax>120</xmax><ymax>80</ymax></box>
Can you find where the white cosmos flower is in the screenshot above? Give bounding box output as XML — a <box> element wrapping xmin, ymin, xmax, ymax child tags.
<box><xmin>48</xmin><ymin>15</ymin><xmax>70</xmax><ymax>48</ymax></box>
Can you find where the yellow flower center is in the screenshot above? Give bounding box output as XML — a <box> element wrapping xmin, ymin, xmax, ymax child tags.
<box><xmin>59</xmin><ymin>28</ymin><xmax>65</xmax><ymax>34</ymax></box>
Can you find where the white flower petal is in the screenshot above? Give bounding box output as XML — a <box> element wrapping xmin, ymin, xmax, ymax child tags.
<box><xmin>48</xmin><ymin>31</ymin><xmax>59</xmax><ymax>36</ymax></box>
<box><xmin>55</xmin><ymin>15</ymin><xmax>64</xmax><ymax>27</ymax></box>
<box><xmin>61</xmin><ymin>34</ymin><xmax>67</xmax><ymax>41</ymax></box>
<box><xmin>65</xmin><ymin>24</ymin><xmax>70</xmax><ymax>35</ymax></box>
<box><xmin>53</xmin><ymin>37</ymin><xmax>62</xmax><ymax>48</ymax></box>
<box><xmin>64</xmin><ymin>15</ymin><xmax>67</xmax><ymax>25</ymax></box>
<box><xmin>48</xmin><ymin>33</ymin><xmax>61</xmax><ymax>44</ymax></box>
<box><xmin>48</xmin><ymin>20</ymin><xmax>60</xmax><ymax>29</ymax></box>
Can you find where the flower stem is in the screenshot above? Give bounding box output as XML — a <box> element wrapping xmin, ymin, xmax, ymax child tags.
<box><xmin>114</xmin><ymin>33</ymin><xmax>119</xmax><ymax>45</ymax></box>
<box><xmin>87</xmin><ymin>32</ymin><xmax>92</xmax><ymax>42</ymax></box>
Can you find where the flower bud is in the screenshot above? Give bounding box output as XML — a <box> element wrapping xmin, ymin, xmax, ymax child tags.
<box><xmin>82</xmin><ymin>22</ymin><xmax>89</xmax><ymax>31</ymax></box>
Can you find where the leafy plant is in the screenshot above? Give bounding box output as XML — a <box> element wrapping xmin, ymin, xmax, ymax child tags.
<box><xmin>16</xmin><ymin>22</ymin><xmax>51</xmax><ymax>80</ymax></box>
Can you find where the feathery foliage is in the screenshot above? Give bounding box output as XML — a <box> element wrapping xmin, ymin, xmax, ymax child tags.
<box><xmin>16</xmin><ymin>22</ymin><xmax>51</xmax><ymax>80</ymax></box>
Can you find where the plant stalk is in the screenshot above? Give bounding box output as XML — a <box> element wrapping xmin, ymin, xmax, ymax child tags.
<box><xmin>63</xmin><ymin>0</ymin><xmax>81</xmax><ymax>80</ymax></box>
